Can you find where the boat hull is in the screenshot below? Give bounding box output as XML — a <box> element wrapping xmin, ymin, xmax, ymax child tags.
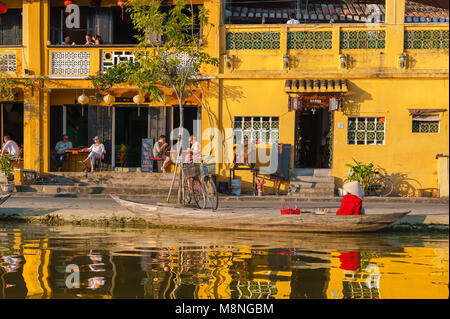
<box><xmin>0</xmin><ymin>194</ymin><xmax>11</xmax><ymax>206</ymax></box>
<box><xmin>111</xmin><ymin>195</ymin><xmax>410</xmax><ymax>233</ymax></box>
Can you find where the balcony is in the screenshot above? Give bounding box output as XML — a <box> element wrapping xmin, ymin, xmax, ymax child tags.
<box><xmin>46</xmin><ymin>45</ymin><xmax>138</xmax><ymax>78</ymax></box>
<box><xmin>222</xmin><ymin>23</ymin><xmax>449</xmax><ymax>75</ymax></box>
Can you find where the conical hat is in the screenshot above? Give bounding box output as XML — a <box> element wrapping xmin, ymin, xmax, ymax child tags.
<box><xmin>343</xmin><ymin>181</ymin><xmax>364</xmax><ymax>199</ymax></box>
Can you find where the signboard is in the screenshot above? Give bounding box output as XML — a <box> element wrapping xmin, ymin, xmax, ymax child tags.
<box><xmin>289</xmin><ymin>94</ymin><xmax>342</xmax><ymax>111</ymax></box>
<box><xmin>141</xmin><ymin>138</ymin><xmax>154</xmax><ymax>172</ymax></box>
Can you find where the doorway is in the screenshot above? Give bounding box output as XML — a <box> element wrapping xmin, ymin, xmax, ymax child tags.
<box><xmin>1</xmin><ymin>103</ymin><xmax>24</xmax><ymax>150</ymax></box>
<box><xmin>294</xmin><ymin>108</ymin><xmax>331</xmax><ymax>168</ymax></box>
<box><xmin>171</xmin><ymin>106</ymin><xmax>201</xmax><ymax>147</ymax></box>
<box><xmin>114</xmin><ymin>106</ymin><xmax>149</xmax><ymax>168</ymax></box>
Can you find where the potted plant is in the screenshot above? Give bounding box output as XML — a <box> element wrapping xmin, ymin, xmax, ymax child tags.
<box><xmin>345</xmin><ymin>158</ymin><xmax>375</xmax><ymax>193</ymax></box>
<box><xmin>0</xmin><ymin>154</ymin><xmax>15</xmax><ymax>192</ymax></box>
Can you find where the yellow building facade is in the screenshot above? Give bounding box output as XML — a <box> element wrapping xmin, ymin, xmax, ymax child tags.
<box><xmin>0</xmin><ymin>0</ymin><xmax>448</xmax><ymax>196</ymax></box>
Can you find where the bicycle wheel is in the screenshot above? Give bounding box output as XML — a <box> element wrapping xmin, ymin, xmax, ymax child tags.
<box><xmin>372</xmin><ymin>177</ymin><xmax>394</xmax><ymax>197</ymax></box>
<box><xmin>182</xmin><ymin>176</ymin><xmax>192</xmax><ymax>205</ymax></box>
<box><xmin>192</xmin><ymin>177</ymin><xmax>206</xmax><ymax>209</ymax></box>
<box><xmin>203</xmin><ymin>176</ymin><xmax>219</xmax><ymax>211</ymax></box>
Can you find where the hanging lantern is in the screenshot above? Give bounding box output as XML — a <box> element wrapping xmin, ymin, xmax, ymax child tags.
<box><xmin>103</xmin><ymin>94</ymin><xmax>115</xmax><ymax>105</ymax></box>
<box><xmin>77</xmin><ymin>93</ymin><xmax>90</xmax><ymax>105</ymax></box>
<box><xmin>0</xmin><ymin>2</ymin><xmax>8</xmax><ymax>24</ymax></box>
<box><xmin>133</xmin><ymin>94</ymin><xmax>144</xmax><ymax>105</ymax></box>
<box><xmin>117</xmin><ymin>0</ymin><xmax>126</xmax><ymax>21</ymax></box>
<box><xmin>133</xmin><ymin>94</ymin><xmax>144</xmax><ymax>117</ymax></box>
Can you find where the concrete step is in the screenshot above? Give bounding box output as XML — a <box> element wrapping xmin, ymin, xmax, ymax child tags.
<box><xmin>287</xmin><ymin>187</ymin><xmax>335</xmax><ymax>197</ymax></box>
<box><xmin>41</xmin><ymin>173</ymin><xmax>175</xmax><ymax>185</ymax></box>
<box><xmin>292</xmin><ymin>168</ymin><xmax>332</xmax><ymax>177</ymax></box>
<box><xmin>289</xmin><ymin>181</ymin><xmax>335</xmax><ymax>190</ymax></box>
<box><xmin>290</xmin><ymin>175</ymin><xmax>335</xmax><ymax>183</ymax></box>
<box><xmin>15</xmin><ymin>184</ymin><xmax>172</xmax><ymax>195</ymax></box>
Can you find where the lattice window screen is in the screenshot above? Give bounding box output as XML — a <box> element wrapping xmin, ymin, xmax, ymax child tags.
<box><xmin>51</xmin><ymin>51</ymin><xmax>90</xmax><ymax>75</ymax></box>
<box><xmin>340</xmin><ymin>30</ymin><xmax>386</xmax><ymax>49</ymax></box>
<box><xmin>287</xmin><ymin>31</ymin><xmax>333</xmax><ymax>50</ymax></box>
<box><xmin>234</xmin><ymin>116</ymin><xmax>279</xmax><ymax>144</ymax></box>
<box><xmin>0</xmin><ymin>54</ymin><xmax>17</xmax><ymax>72</ymax></box>
<box><xmin>226</xmin><ymin>32</ymin><xmax>281</xmax><ymax>50</ymax></box>
<box><xmin>102</xmin><ymin>51</ymin><xmax>136</xmax><ymax>72</ymax></box>
<box><xmin>347</xmin><ymin>117</ymin><xmax>385</xmax><ymax>145</ymax></box>
<box><xmin>404</xmin><ymin>30</ymin><xmax>449</xmax><ymax>49</ymax></box>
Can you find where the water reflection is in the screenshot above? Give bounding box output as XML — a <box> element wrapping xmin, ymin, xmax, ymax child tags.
<box><xmin>0</xmin><ymin>224</ymin><xmax>448</xmax><ymax>299</ymax></box>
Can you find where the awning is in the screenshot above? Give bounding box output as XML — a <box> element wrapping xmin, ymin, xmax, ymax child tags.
<box><xmin>408</xmin><ymin>108</ymin><xmax>447</xmax><ymax>116</ymax></box>
<box><xmin>284</xmin><ymin>79</ymin><xmax>348</xmax><ymax>93</ymax></box>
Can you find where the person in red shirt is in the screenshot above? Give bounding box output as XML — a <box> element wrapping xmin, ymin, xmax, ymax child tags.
<box><xmin>336</xmin><ymin>181</ymin><xmax>364</xmax><ymax>215</ymax></box>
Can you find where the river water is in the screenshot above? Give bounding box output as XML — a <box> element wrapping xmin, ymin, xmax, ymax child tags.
<box><xmin>0</xmin><ymin>223</ymin><xmax>448</xmax><ymax>299</ymax></box>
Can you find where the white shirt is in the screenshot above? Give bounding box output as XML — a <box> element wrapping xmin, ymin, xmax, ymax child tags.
<box><xmin>88</xmin><ymin>143</ymin><xmax>106</xmax><ymax>156</ymax></box>
<box><xmin>287</xmin><ymin>19</ymin><xmax>300</xmax><ymax>25</ymax></box>
<box><xmin>1</xmin><ymin>140</ymin><xmax>20</xmax><ymax>157</ymax></box>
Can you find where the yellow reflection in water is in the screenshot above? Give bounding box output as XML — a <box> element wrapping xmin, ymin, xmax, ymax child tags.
<box><xmin>326</xmin><ymin>247</ymin><xmax>449</xmax><ymax>299</ymax></box>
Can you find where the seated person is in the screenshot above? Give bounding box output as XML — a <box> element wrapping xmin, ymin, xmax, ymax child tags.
<box><xmin>93</xmin><ymin>35</ymin><xmax>102</xmax><ymax>45</ymax></box>
<box><xmin>287</xmin><ymin>13</ymin><xmax>300</xmax><ymax>25</ymax></box>
<box><xmin>82</xmin><ymin>136</ymin><xmax>106</xmax><ymax>173</ymax></box>
<box><xmin>185</xmin><ymin>135</ymin><xmax>201</xmax><ymax>163</ymax></box>
<box><xmin>51</xmin><ymin>134</ymin><xmax>73</xmax><ymax>172</ymax></box>
<box><xmin>336</xmin><ymin>181</ymin><xmax>364</xmax><ymax>215</ymax></box>
<box><xmin>62</xmin><ymin>35</ymin><xmax>73</xmax><ymax>45</ymax></box>
<box><xmin>85</xmin><ymin>34</ymin><xmax>94</xmax><ymax>45</ymax></box>
<box><xmin>1</xmin><ymin>135</ymin><xmax>20</xmax><ymax>159</ymax></box>
<box><xmin>153</xmin><ymin>135</ymin><xmax>171</xmax><ymax>173</ymax></box>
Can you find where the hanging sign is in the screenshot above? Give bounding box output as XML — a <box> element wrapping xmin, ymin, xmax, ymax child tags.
<box><xmin>329</xmin><ymin>97</ymin><xmax>340</xmax><ymax>111</ymax></box>
<box><xmin>289</xmin><ymin>96</ymin><xmax>301</xmax><ymax>111</ymax></box>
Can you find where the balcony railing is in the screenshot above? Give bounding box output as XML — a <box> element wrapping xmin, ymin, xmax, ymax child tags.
<box><xmin>47</xmin><ymin>45</ymin><xmax>138</xmax><ymax>77</ymax></box>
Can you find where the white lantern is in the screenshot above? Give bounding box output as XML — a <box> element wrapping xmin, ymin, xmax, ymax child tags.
<box><xmin>103</xmin><ymin>94</ymin><xmax>115</xmax><ymax>105</ymax></box>
<box><xmin>133</xmin><ymin>94</ymin><xmax>144</xmax><ymax>105</ymax></box>
<box><xmin>77</xmin><ymin>94</ymin><xmax>90</xmax><ymax>105</ymax></box>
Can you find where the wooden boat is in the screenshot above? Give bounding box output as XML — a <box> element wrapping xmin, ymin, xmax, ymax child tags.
<box><xmin>0</xmin><ymin>193</ymin><xmax>11</xmax><ymax>206</ymax></box>
<box><xmin>111</xmin><ymin>195</ymin><xmax>410</xmax><ymax>233</ymax></box>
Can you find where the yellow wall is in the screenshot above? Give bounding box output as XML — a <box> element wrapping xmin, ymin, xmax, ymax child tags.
<box><xmin>333</xmin><ymin>78</ymin><xmax>449</xmax><ymax>194</ymax></box>
<box><xmin>1</xmin><ymin>0</ymin><xmax>449</xmax><ymax>195</ymax></box>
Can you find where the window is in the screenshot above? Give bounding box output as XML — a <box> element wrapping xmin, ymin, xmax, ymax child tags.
<box><xmin>0</xmin><ymin>9</ymin><xmax>22</xmax><ymax>46</ymax></box>
<box><xmin>233</xmin><ymin>116</ymin><xmax>279</xmax><ymax>144</ymax></box>
<box><xmin>347</xmin><ymin>117</ymin><xmax>385</xmax><ymax>145</ymax></box>
<box><xmin>412</xmin><ymin>114</ymin><xmax>440</xmax><ymax>133</ymax></box>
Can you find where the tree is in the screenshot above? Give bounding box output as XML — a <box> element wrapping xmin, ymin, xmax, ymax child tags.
<box><xmin>92</xmin><ymin>0</ymin><xmax>218</xmax><ymax>203</ymax></box>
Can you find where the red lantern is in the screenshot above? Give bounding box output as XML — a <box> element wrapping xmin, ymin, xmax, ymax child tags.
<box><xmin>0</xmin><ymin>2</ymin><xmax>8</xmax><ymax>25</ymax></box>
<box><xmin>117</xmin><ymin>0</ymin><xmax>126</xmax><ymax>21</ymax></box>
<box><xmin>64</xmin><ymin>0</ymin><xmax>74</xmax><ymax>6</ymax></box>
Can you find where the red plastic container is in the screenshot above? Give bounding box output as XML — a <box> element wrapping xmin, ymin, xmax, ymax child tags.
<box><xmin>280</xmin><ymin>209</ymin><xmax>301</xmax><ymax>215</ymax></box>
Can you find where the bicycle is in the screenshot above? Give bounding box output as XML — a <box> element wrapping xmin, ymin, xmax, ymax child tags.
<box><xmin>182</xmin><ymin>162</ymin><xmax>206</xmax><ymax>209</ymax></box>
<box><xmin>367</xmin><ymin>170</ymin><xmax>394</xmax><ymax>197</ymax></box>
<box><xmin>182</xmin><ymin>155</ymin><xmax>218</xmax><ymax>211</ymax></box>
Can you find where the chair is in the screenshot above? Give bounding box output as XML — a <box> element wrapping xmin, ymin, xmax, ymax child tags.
<box><xmin>150</xmin><ymin>157</ymin><xmax>164</xmax><ymax>172</ymax></box>
<box><xmin>116</xmin><ymin>144</ymin><xmax>127</xmax><ymax>167</ymax></box>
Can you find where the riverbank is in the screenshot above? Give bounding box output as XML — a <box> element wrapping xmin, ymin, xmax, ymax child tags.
<box><xmin>0</xmin><ymin>195</ymin><xmax>448</xmax><ymax>231</ymax></box>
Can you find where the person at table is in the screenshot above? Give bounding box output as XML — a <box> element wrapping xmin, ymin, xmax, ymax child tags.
<box><xmin>153</xmin><ymin>135</ymin><xmax>171</xmax><ymax>173</ymax></box>
<box><xmin>1</xmin><ymin>135</ymin><xmax>20</xmax><ymax>159</ymax></box>
<box><xmin>336</xmin><ymin>181</ymin><xmax>365</xmax><ymax>215</ymax></box>
<box><xmin>85</xmin><ymin>34</ymin><xmax>94</xmax><ymax>45</ymax></box>
<box><xmin>82</xmin><ymin>136</ymin><xmax>106</xmax><ymax>173</ymax></box>
<box><xmin>51</xmin><ymin>134</ymin><xmax>73</xmax><ymax>172</ymax></box>
<box><xmin>185</xmin><ymin>135</ymin><xmax>201</xmax><ymax>163</ymax></box>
